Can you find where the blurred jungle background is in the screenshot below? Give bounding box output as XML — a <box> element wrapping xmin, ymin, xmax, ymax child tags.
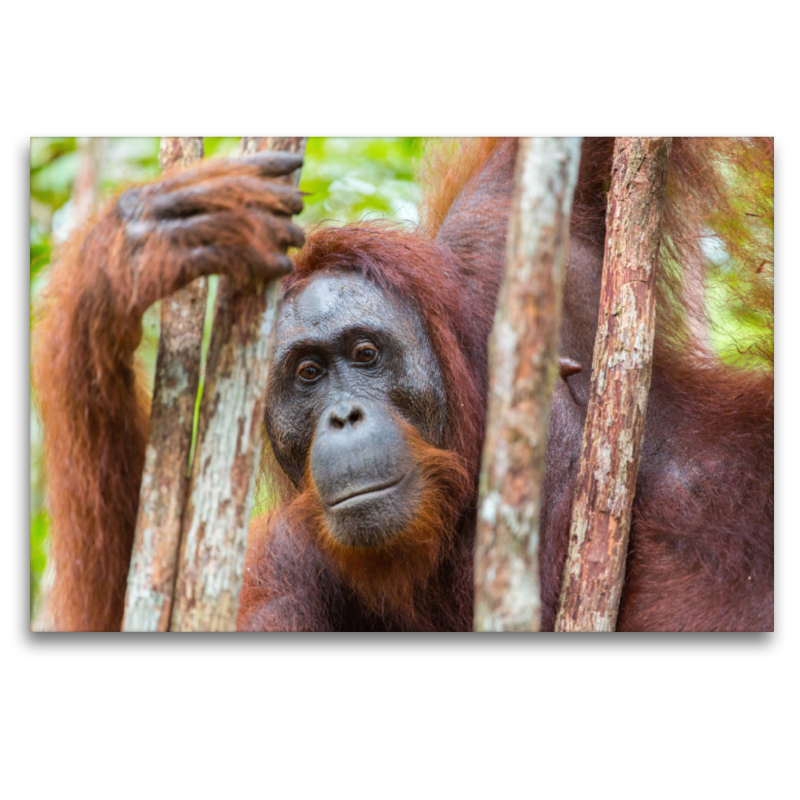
<box><xmin>29</xmin><ymin>136</ymin><xmax>773</xmax><ymax>621</ymax></box>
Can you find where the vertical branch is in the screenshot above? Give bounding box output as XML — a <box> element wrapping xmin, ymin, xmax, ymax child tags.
<box><xmin>169</xmin><ymin>137</ymin><xmax>307</xmax><ymax>632</ymax></box>
<box><xmin>122</xmin><ymin>137</ymin><xmax>208</xmax><ymax>632</ymax></box>
<box><xmin>474</xmin><ymin>137</ymin><xmax>582</xmax><ymax>632</ymax></box>
<box><xmin>72</xmin><ymin>136</ymin><xmax>104</xmax><ymax>222</ymax></box>
<box><xmin>555</xmin><ymin>137</ymin><xmax>672</xmax><ymax>633</ymax></box>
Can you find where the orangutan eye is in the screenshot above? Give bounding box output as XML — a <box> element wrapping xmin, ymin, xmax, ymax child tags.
<box><xmin>354</xmin><ymin>345</ymin><xmax>378</xmax><ymax>364</ymax></box>
<box><xmin>297</xmin><ymin>362</ymin><xmax>323</xmax><ymax>383</ymax></box>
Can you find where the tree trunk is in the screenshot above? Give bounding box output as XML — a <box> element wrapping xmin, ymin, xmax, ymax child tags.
<box><xmin>555</xmin><ymin>137</ymin><xmax>672</xmax><ymax>633</ymax></box>
<box><xmin>72</xmin><ymin>136</ymin><xmax>104</xmax><ymax>222</ymax></box>
<box><xmin>474</xmin><ymin>137</ymin><xmax>582</xmax><ymax>632</ymax></box>
<box><xmin>122</xmin><ymin>138</ymin><xmax>208</xmax><ymax>632</ymax></box>
<box><xmin>169</xmin><ymin>136</ymin><xmax>307</xmax><ymax>632</ymax></box>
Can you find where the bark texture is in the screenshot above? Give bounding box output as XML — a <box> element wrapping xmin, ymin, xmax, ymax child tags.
<box><xmin>555</xmin><ymin>137</ymin><xmax>672</xmax><ymax>632</ymax></box>
<box><xmin>169</xmin><ymin>136</ymin><xmax>307</xmax><ymax>632</ymax></box>
<box><xmin>474</xmin><ymin>137</ymin><xmax>582</xmax><ymax>632</ymax></box>
<box><xmin>122</xmin><ymin>137</ymin><xmax>208</xmax><ymax>632</ymax></box>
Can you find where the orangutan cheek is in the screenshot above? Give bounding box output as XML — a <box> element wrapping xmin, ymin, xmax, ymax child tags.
<box><xmin>309</xmin><ymin>397</ymin><xmax>423</xmax><ymax>548</ymax></box>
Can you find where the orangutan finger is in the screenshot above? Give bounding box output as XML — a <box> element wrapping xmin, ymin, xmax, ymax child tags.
<box><xmin>130</xmin><ymin>208</ymin><xmax>305</xmax><ymax>258</ymax></box>
<box><xmin>147</xmin><ymin>150</ymin><xmax>303</xmax><ymax>197</ymax></box>
<box><xmin>178</xmin><ymin>245</ymin><xmax>294</xmax><ymax>287</ymax></box>
<box><xmin>237</xmin><ymin>150</ymin><xmax>305</xmax><ymax>178</ymax></box>
<box><xmin>276</xmin><ymin>219</ymin><xmax>306</xmax><ymax>249</ymax></box>
<box><xmin>148</xmin><ymin>177</ymin><xmax>304</xmax><ymax>221</ymax></box>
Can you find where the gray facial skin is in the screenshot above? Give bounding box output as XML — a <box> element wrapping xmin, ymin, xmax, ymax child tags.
<box><xmin>265</xmin><ymin>271</ymin><xmax>447</xmax><ymax>547</ymax></box>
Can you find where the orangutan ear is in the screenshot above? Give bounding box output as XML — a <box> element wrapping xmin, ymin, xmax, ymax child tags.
<box><xmin>559</xmin><ymin>357</ymin><xmax>582</xmax><ymax>379</ymax></box>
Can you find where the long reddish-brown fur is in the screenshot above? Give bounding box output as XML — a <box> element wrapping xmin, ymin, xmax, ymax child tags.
<box><xmin>241</xmin><ymin>421</ymin><xmax>471</xmax><ymax>629</ymax></box>
<box><xmin>33</xmin><ymin>158</ymin><xmax>303</xmax><ymax>631</ymax></box>
<box><xmin>542</xmin><ymin>137</ymin><xmax>773</xmax><ymax>630</ymax></box>
<box><xmin>34</xmin><ymin>137</ymin><xmax>773</xmax><ymax>631</ymax></box>
<box><xmin>239</xmin><ymin>219</ymin><xmax>492</xmax><ymax>630</ymax></box>
<box><xmin>243</xmin><ymin>136</ymin><xmax>773</xmax><ymax>631</ymax></box>
<box><xmin>33</xmin><ymin>212</ymin><xmax>151</xmax><ymax>632</ymax></box>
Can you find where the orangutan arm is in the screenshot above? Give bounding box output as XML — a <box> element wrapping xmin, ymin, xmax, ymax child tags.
<box><xmin>33</xmin><ymin>151</ymin><xmax>304</xmax><ymax>631</ymax></box>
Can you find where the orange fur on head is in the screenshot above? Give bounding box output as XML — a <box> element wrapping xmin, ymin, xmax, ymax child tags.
<box><xmin>285</xmin><ymin>420</ymin><xmax>471</xmax><ymax>624</ymax></box>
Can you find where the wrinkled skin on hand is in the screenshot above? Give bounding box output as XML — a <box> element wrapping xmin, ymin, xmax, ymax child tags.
<box><xmin>113</xmin><ymin>151</ymin><xmax>306</xmax><ymax>315</ymax></box>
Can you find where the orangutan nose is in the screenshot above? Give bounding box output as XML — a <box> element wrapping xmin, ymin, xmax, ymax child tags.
<box><xmin>327</xmin><ymin>400</ymin><xmax>365</xmax><ymax>431</ymax></box>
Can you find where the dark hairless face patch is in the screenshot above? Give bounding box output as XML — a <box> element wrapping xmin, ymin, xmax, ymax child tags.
<box><xmin>265</xmin><ymin>270</ymin><xmax>446</xmax><ymax>546</ymax></box>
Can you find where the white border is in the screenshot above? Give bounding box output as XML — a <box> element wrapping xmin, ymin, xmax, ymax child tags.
<box><xmin>6</xmin><ymin>3</ymin><xmax>796</xmax><ymax>798</ymax></box>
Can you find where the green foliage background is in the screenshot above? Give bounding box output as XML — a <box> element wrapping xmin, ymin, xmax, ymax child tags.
<box><xmin>29</xmin><ymin>137</ymin><xmax>423</xmax><ymax>618</ymax></box>
<box><xmin>29</xmin><ymin>137</ymin><xmax>772</xmax><ymax>621</ymax></box>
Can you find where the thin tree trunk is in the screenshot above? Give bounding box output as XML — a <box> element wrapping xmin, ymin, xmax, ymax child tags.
<box><xmin>474</xmin><ymin>137</ymin><xmax>582</xmax><ymax>632</ymax></box>
<box><xmin>122</xmin><ymin>138</ymin><xmax>207</xmax><ymax>632</ymax></box>
<box><xmin>72</xmin><ymin>136</ymin><xmax>104</xmax><ymax>222</ymax></box>
<box><xmin>555</xmin><ymin>137</ymin><xmax>672</xmax><ymax>633</ymax></box>
<box><xmin>169</xmin><ymin>136</ymin><xmax>307</xmax><ymax>632</ymax></box>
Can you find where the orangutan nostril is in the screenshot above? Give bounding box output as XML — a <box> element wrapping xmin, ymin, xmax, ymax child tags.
<box><xmin>328</xmin><ymin>401</ymin><xmax>365</xmax><ymax>431</ymax></box>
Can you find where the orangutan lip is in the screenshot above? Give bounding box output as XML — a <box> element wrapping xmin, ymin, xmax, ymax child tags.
<box><xmin>328</xmin><ymin>474</ymin><xmax>407</xmax><ymax>508</ymax></box>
